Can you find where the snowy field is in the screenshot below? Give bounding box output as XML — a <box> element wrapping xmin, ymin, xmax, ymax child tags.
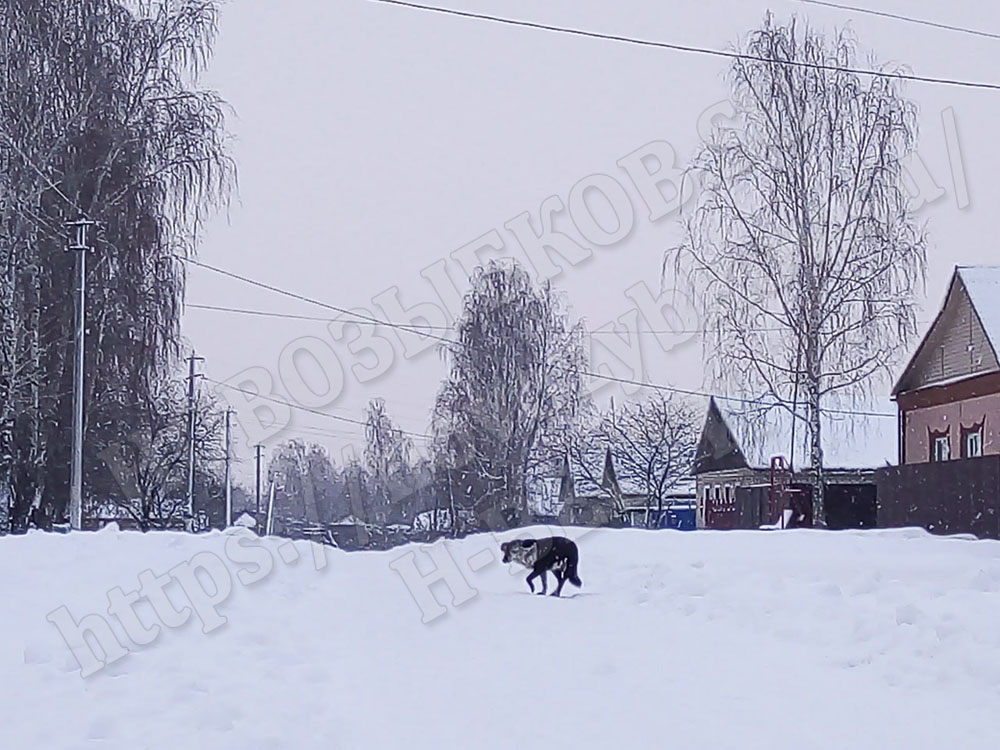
<box><xmin>4</xmin><ymin>524</ymin><xmax>1000</xmax><ymax>749</ymax></box>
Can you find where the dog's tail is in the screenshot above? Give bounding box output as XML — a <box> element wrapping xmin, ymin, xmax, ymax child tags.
<box><xmin>566</xmin><ymin>548</ymin><xmax>582</xmax><ymax>587</ymax></box>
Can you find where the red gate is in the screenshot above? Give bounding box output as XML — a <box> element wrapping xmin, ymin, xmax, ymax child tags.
<box><xmin>769</xmin><ymin>456</ymin><xmax>790</xmax><ymax>527</ymax></box>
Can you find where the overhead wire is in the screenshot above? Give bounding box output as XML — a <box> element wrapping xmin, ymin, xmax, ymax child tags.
<box><xmin>366</xmin><ymin>0</ymin><xmax>1000</xmax><ymax>92</ymax></box>
<box><xmin>186</xmin><ymin>258</ymin><xmax>898</xmax><ymax>418</ymax></box>
<box><xmin>791</xmin><ymin>0</ymin><xmax>1000</xmax><ymax>42</ymax></box>
<box><xmin>203</xmin><ymin>375</ymin><xmax>436</xmax><ymax>441</ymax></box>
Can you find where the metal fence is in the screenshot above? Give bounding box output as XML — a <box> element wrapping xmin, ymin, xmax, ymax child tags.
<box><xmin>875</xmin><ymin>455</ymin><xmax>1000</xmax><ymax>539</ymax></box>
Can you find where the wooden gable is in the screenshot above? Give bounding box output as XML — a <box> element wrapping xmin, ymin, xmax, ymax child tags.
<box><xmin>692</xmin><ymin>397</ymin><xmax>750</xmax><ymax>475</ymax></box>
<box><xmin>893</xmin><ymin>270</ymin><xmax>1000</xmax><ymax>396</ymax></box>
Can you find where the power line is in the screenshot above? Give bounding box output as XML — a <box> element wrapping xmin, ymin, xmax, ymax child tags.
<box><xmin>187</xmin><ymin>301</ymin><xmax>855</xmax><ymax>334</ymax></box>
<box><xmin>577</xmin><ymin>368</ymin><xmax>895</xmax><ymax>418</ymax></box>
<box><xmin>186</xmin><ymin>302</ymin><xmax>456</xmax><ymax>329</ymax></box>
<box><xmin>188</xmin><ymin>259</ymin><xmax>897</xmax><ymax>418</ymax></box>
<box><xmin>367</xmin><ymin>0</ymin><xmax>1000</xmax><ymax>92</ymax></box>
<box><xmin>204</xmin><ymin>376</ymin><xmax>436</xmax><ymax>441</ymax></box>
<box><xmin>792</xmin><ymin>0</ymin><xmax>1000</xmax><ymax>42</ymax></box>
<box><xmin>182</xmin><ymin>258</ymin><xmax>450</xmax><ymax>343</ymax></box>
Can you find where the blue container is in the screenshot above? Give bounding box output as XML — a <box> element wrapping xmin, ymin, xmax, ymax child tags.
<box><xmin>663</xmin><ymin>505</ymin><xmax>696</xmax><ymax>531</ymax></box>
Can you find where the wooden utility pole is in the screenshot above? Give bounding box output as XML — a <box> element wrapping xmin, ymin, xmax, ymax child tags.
<box><xmin>66</xmin><ymin>217</ymin><xmax>96</xmax><ymax>531</ymax></box>
<box><xmin>185</xmin><ymin>352</ymin><xmax>204</xmax><ymax>532</ymax></box>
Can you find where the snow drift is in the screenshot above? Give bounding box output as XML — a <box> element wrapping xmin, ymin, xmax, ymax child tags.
<box><xmin>4</xmin><ymin>524</ymin><xmax>1000</xmax><ymax>749</ymax></box>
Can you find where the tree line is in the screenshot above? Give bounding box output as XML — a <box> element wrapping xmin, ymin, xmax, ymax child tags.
<box><xmin>1</xmin><ymin>0</ymin><xmax>234</xmax><ymax>532</ymax></box>
<box><xmin>263</xmin><ymin>261</ymin><xmax>702</xmax><ymax>539</ymax></box>
<box><xmin>1</xmin><ymin>7</ymin><xmax>928</xmax><ymax>535</ymax></box>
<box><xmin>265</xmin><ymin>13</ymin><xmax>929</xmax><ymax>534</ymax></box>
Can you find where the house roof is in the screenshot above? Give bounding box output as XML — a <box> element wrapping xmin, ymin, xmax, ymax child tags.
<box><xmin>233</xmin><ymin>511</ymin><xmax>257</xmax><ymax>528</ymax></box>
<box><xmin>710</xmin><ymin>396</ymin><xmax>897</xmax><ymax>472</ymax></box>
<box><xmin>955</xmin><ymin>266</ymin><xmax>1000</xmax><ymax>358</ymax></box>
<box><xmin>528</xmin><ymin>445</ymin><xmax>695</xmax><ymax>512</ymax></box>
<box><xmin>892</xmin><ymin>266</ymin><xmax>1000</xmax><ymax>395</ymax></box>
<box><xmin>526</xmin><ymin>476</ymin><xmax>563</xmax><ymax>514</ymax></box>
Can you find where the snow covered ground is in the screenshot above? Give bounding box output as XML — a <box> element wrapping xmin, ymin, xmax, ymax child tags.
<box><xmin>4</xmin><ymin>524</ymin><xmax>1000</xmax><ymax>749</ymax></box>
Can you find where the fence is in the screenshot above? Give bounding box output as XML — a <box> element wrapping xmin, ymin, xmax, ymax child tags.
<box><xmin>875</xmin><ymin>455</ymin><xmax>1000</xmax><ymax>539</ymax></box>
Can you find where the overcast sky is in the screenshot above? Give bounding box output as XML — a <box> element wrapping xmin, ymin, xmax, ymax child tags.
<box><xmin>183</xmin><ymin>0</ymin><xmax>1000</xmax><ymax>485</ymax></box>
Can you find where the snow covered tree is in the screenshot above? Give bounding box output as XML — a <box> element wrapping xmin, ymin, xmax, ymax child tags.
<box><xmin>93</xmin><ymin>376</ymin><xmax>227</xmax><ymax>530</ymax></box>
<box><xmin>434</xmin><ymin>260</ymin><xmax>587</xmax><ymax>526</ymax></box>
<box><xmin>364</xmin><ymin>399</ymin><xmax>412</xmax><ymax>527</ymax></box>
<box><xmin>674</xmin><ymin>14</ymin><xmax>926</xmax><ymax>524</ymax></box>
<box><xmin>603</xmin><ymin>393</ymin><xmax>699</xmax><ymax>527</ymax></box>
<box><xmin>0</xmin><ymin>0</ymin><xmax>233</xmax><ymax>531</ymax></box>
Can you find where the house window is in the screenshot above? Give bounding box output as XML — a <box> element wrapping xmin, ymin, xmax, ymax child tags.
<box><xmin>930</xmin><ymin>429</ymin><xmax>950</xmax><ymax>462</ymax></box>
<box><xmin>962</xmin><ymin>422</ymin><xmax>984</xmax><ymax>459</ymax></box>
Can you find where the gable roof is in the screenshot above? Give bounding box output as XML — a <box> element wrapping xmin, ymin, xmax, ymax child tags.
<box><xmin>955</xmin><ymin>266</ymin><xmax>1000</xmax><ymax>358</ymax></box>
<box><xmin>696</xmin><ymin>396</ymin><xmax>897</xmax><ymax>474</ymax></box>
<box><xmin>892</xmin><ymin>266</ymin><xmax>1000</xmax><ymax>396</ymax></box>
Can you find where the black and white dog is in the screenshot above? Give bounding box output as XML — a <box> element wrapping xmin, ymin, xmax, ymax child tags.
<box><xmin>500</xmin><ymin>536</ymin><xmax>582</xmax><ymax>597</ymax></box>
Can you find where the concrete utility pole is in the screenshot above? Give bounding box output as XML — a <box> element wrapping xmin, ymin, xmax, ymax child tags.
<box><xmin>254</xmin><ymin>444</ymin><xmax>263</xmax><ymax>523</ymax></box>
<box><xmin>66</xmin><ymin>217</ymin><xmax>96</xmax><ymax>531</ymax></box>
<box><xmin>185</xmin><ymin>352</ymin><xmax>204</xmax><ymax>532</ymax></box>
<box><xmin>265</xmin><ymin>479</ymin><xmax>276</xmax><ymax>536</ymax></box>
<box><xmin>224</xmin><ymin>409</ymin><xmax>234</xmax><ymax>527</ymax></box>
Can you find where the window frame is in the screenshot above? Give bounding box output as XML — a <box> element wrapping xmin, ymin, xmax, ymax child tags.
<box><xmin>962</xmin><ymin>420</ymin><xmax>985</xmax><ymax>459</ymax></box>
<box><xmin>930</xmin><ymin>428</ymin><xmax>951</xmax><ymax>462</ymax></box>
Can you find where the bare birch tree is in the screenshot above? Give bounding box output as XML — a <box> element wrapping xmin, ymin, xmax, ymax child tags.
<box><xmin>603</xmin><ymin>393</ymin><xmax>699</xmax><ymax>527</ymax></box>
<box><xmin>673</xmin><ymin>14</ymin><xmax>926</xmax><ymax>524</ymax></box>
<box><xmin>364</xmin><ymin>398</ymin><xmax>413</xmax><ymax>528</ymax></box>
<box><xmin>95</xmin><ymin>380</ymin><xmax>227</xmax><ymax>530</ymax></box>
<box><xmin>434</xmin><ymin>260</ymin><xmax>586</xmax><ymax>526</ymax></box>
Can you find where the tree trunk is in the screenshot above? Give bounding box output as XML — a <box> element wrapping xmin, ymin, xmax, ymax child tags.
<box><xmin>808</xmin><ymin>378</ymin><xmax>825</xmax><ymax>528</ymax></box>
<box><xmin>448</xmin><ymin>470</ymin><xmax>458</xmax><ymax>538</ymax></box>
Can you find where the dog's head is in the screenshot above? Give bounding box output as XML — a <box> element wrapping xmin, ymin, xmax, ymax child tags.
<box><xmin>500</xmin><ymin>538</ymin><xmax>538</xmax><ymax>567</ymax></box>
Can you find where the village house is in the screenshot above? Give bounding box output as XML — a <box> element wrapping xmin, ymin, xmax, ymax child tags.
<box><xmin>526</xmin><ymin>449</ymin><xmax>622</xmax><ymax>527</ymax></box>
<box><xmin>528</xmin><ymin>447</ymin><xmax>696</xmax><ymax>529</ymax></box>
<box><xmin>877</xmin><ymin>265</ymin><xmax>1000</xmax><ymax>538</ymax></box>
<box><xmin>692</xmin><ymin>396</ymin><xmax>896</xmax><ymax>530</ymax></box>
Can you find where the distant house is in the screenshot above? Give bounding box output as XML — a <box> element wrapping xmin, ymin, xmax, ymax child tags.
<box><xmin>526</xmin><ymin>447</ymin><xmax>695</xmax><ymax>529</ymax></box>
<box><xmin>878</xmin><ymin>266</ymin><xmax>1000</xmax><ymax>538</ymax></box>
<box><xmin>233</xmin><ymin>510</ymin><xmax>258</xmax><ymax>529</ymax></box>
<box><xmin>692</xmin><ymin>396</ymin><xmax>896</xmax><ymax>530</ymax></box>
<box><xmin>619</xmin><ymin>476</ymin><xmax>697</xmax><ymax>530</ymax></box>
<box><xmin>524</xmin><ymin>448</ymin><xmax>621</xmax><ymax>527</ymax></box>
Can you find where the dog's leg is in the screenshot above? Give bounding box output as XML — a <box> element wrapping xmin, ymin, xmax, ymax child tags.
<box><xmin>538</xmin><ymin>569</ymin><xmax>547</xmax><ymax>595</ymax></box>
<box><xmin>552</xmin><ymin>569</ymin><xmax>567</xmax><ymax>597</ymax></box>
<box><xmin>526</xmin><ymin>570</ymin><xmax>538</xmax><ymax>593</ymax></box>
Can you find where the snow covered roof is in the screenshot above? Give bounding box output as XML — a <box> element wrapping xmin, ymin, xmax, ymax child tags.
<box><xmin>957</xmin><ymin>266</ymin><xmax>1000</xmax><ymax>357</ymax></box>
<box><xmin>892</xmin><ymin>266</ymin><xmax>1000</xmax><ymax>395</ymax></box>
<box><xmin>712</xmin><ymin>397</ymin><xmax>897</xmax><ymax>471</ymax></box>
<box><xmin>528</xmin><ymin>446</ymin><xmax>694</xmax><ymax>509</ymax></box>
<box><xmin>233</xmin><ymin>511</ymin><xmax>257</xmax><ymax>528</ymax></box>
<box><xmin>331</xmin><ymin>514</ymin><xmax>364</xmax><ymax>526</ymax></box>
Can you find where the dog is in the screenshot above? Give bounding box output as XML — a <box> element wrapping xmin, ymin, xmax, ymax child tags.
<box><xmin>500</xmin><ymin>536</ymin><xmax>582</xmax><ymax>597</ymax></box>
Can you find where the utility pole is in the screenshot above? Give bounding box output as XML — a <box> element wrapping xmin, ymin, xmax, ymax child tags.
<box><xmin>185</xmin><ymin>352</ymin><xmax>204</xmax><ymax>532</ymax></box>
<box><xmin>224</xmin><ymin>409</ymin><xmax>234</xmax><ymax>527</ymax></box>
<box><xmin>254</xmin><ymin>444</ymin><xmax>263</xmax><ymax>524</ymax></box>
<box><xmin>265</xmin><ymin>479</ymin><xmax>276</xmax><ymax>536</ymax></box>
<box><xmin>66</xmin><ymin>217</ymin><xmax>96</xmax><ymax>531</ymax></box>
